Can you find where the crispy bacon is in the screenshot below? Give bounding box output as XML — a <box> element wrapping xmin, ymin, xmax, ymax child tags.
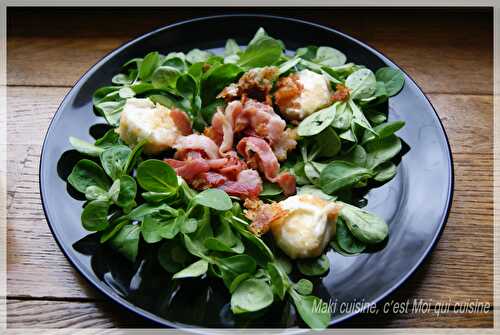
<box><xmin>274</xmin><ymin>74</ymin><xmax>303</xmax><ymax>115</ymax></box>
<box><xmin>273</xmin><ymin>171</ymin><xmax>296</xmax><ymax>196</ymax></box>
<box><xmin>243</xmin><ymin>99</ymin><xmax>286</xmax><ymax>147</ymax></box>
<box><xmin>237</xmin><ymin>136</ymin><xmax>296</xmax><ymax>196</ymax></box>
<box><xmin>273</xmin><ymin>128</ymin><xmax>298</xmax><ymax>161</ymax></box>
<box><xmin>217</xmin><ymin>66</ymin><xmax>279</xmax><ymax>104</ymax></box>
<box><xmin>219</xmin><ymin>169</ymin><xmax>263</xmax><ymax>199</ymax></box>
<box><xmin>164</xmin><ymin>158</ymin><xmax>210</xmax><ymax>183</ymax></box>
<box><xmin>192</xmin><ymin>172</ymin><xmax>227</xmax><ymax>189</ymax></box>
<box><xmin>174</xmin><ymin>149</ymin><xmax>204</xmax><ymax>161</ymax></box>
<box><xmin>243</xmin><ymin>199</ymin><xmax>288</xmax><ymax>236</ymax></box>
<box><xmin>165</xmin><ymin>151</ymin><xmax>261</xmax><ymax>199</ymax></box>
<box><xmin>331</xmin><ymin>83</ymin><xmax>350</xmax><ymax>102</ymax></box>
<box><xmin>237</xmin><ymin>136</ymin><xmax>279</xmax><ymax>176</ymax></box>
<box><xmin>165</xmin><ymin>157</ymin><xmax>232</xmax><ymax>177</ymax></box>
<box><xmin>173</xmin><ymin>134</ymin><xmax>220</xmax><ymax>160</ymax></box>
<box><xmin>207</xmin><ymin>98</ymin><xmax>296</xmax><ymax>161</ymax></box>
<box><xmin>215</xmin><ymin>101</ymin><xmax>242</xmax><ymax>154</ymax></box>
<box><xmin>204</xmin><ymin>125</ymin><xmax>223</xmax><ymax>146</ymax></box>
<box><xmin>218</xmin><ymin>152</ymin><xmax>248</xmax><ymax>180</ymax></box>
<box><xmin>217</xmin><ymin>83</ymin><xmax>239</xmax><ymax>101</ymax></box>
<box><xmin>206</xmin><ymin>158</ymin><xmax>229</xmax><ymax>170</ymax></box>
<box><xmin>210</xmin><ymin>111</ymin><xmax>230</xmax><ymax>151</ymax></box>
<box><xmin>170</xmin><ymin>108</ymin><xmax>193</xmax><ymax>135</ymax></box>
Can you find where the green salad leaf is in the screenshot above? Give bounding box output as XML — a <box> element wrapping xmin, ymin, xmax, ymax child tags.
<box><xmin>336</xmin><ymin>218</ymin><xmax>366</xmax><ymax>254</ymax></box>
<box><xmin>339</xmin><ymin>203</ymin><xmax>389</xmax><ymax>244</ymax></box>
<box><xmin>297</xmin><ymin>254</ymin><xmax>330</xmax><ymax>276</ymax></box>
<box><xmin>81</xmin><ymin>200</ymin><xmax>110</xmax><ymax>231</ymax></box>
<box><xmin>237</xmin><ymin>36</ymin><xmax>283</xmax><ymax>69</ymax></box>
<box><xmin>313</xmin><ymin>46</ymin><xmax>346</xmax><ymax>67</ymax></box>
<box><xmin>376</xmin><ymin>67</ymin><xmax>405</xmax><ymax>96</ymax></box>
<box><xmin>346</xmin><ymin>68</ymin><xmax>377</xmax><ymax>100</ymax></box>
<box><xmin>110</xmin><ymin>223</ymin><xmax>141</xmax><ymax>262</ymax></box>
<box><xmin>192</xmin><ymin>189</ymin><xmax>232</xmax><ymax>211</ymax></box>
<box><xmin>139</xmin><ymin>51</ymin><xmax>161</xmax><ymax>80</ymax></box>
<box><xmin>297</xmin><ymin>104</ymin><xmax>337</xmax><ymax>137</ymax></box>
<box><xmin>69</xmin><ymin>137</ymin><xmax>105</xmax><ymax>157</ymax></box>
<box><xmin>319</xmin><ymin>161</ymin><xmax>374</xmax><ymax>194</ymax></box>
<box><xmin>289</xmin><ymin>290</ymin><xmax>331</xmax><ymax>329</ymax></box>
<box><xmin>231</xmin><ymin>278</ymin><xmax>274</xmax><ymax>314</ymax></box>
<box><xmin>68</xmin><ymin>159</ymin><xmax>111</xmax><ymax>194</ymax></box>
<box><xmin>136</xmin><ymin>159</ymin><xmax>178</xmax><ymax>193</ymax></box>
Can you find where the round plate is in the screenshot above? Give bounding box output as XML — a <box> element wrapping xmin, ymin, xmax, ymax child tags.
<box><xmin>40</xmin><ymin>15</ymin><xmax>453</xmax><ymax>329</ymax></box>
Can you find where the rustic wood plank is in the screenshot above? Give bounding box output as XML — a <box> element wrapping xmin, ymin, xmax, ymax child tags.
<box><xmin>427</xmin><ymin>94</ymin><xmax>493</xmax><ymax>154</ymax></box>
<box><xmin>7</xmin><ymin>8</ymin><xmax>492</xmax><ymax>94</ymax></box>
<box><xmin>6</xmin><ymin>299</ymin><xmax>493</xmax><ymax>328</ymax></box>
<box><xmin>7</xmin><ymin>37</ymin><xmax>127</xmax><ymax>87</ymax></box>
<box><xmin>7</xmin><ymin>299</ymin><xmax>147</xmax><ymax>328</ymax></box>
<box><xmin>6</xmin><ymin>87</ymin><xmax>68</xmax><ymax>145</ymax></box>
<box><xmin>339</xmin><ymin>308</ymin><xmax>493</xmax><ymax>328</ymax></box>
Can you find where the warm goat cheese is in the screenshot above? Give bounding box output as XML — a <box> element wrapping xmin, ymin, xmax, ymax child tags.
<box><xmin>281</xmin><ymin>69</ymin><xmax>332</xmax><ymax>121</ymax></box>
<box><xmin>117</xmin><ymin>98</ymin><xmax>181</xmax><ymax>154</ymax></box>
<box><xmin>270</xmin><ymin>194</ymin><xmax>340</xmax><ymax>259</ymax></box>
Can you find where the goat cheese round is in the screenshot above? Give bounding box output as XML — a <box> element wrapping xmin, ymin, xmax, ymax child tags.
<box><xmin>117</xmin><ymin>98</ymin><xmax>182</xmax><ymax>154</ymax></box>
<box><xmin>270</xmin><ymin>194</ymin><xmax>340</xmax><ymax>259</ymax></box>
<box><xmin>276</xmin><ymin>69</ymin><xmax>332</xmax><ymax>121</ymax></box>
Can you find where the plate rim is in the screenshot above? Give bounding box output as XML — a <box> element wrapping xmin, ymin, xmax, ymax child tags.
<box><xmin>39</xmin><ymin>13</ymin><xmax>455</xmax><ymax>329</ymax></box>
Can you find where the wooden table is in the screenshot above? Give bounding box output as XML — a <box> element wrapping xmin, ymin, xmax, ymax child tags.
<box><xmin>6</xmin><ymin>7</ymin><xmax>493</xmax><ymax>328</ymax></box>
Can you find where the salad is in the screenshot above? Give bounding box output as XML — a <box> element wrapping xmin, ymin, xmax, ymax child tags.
<box><xmin>67</xmin><ymin>28</ymin><xmax>406</xmax><ymax>329</ymax></box>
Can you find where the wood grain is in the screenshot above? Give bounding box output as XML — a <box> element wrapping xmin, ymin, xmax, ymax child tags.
<box><xmin>7</xmin><ymin>8</ymin><xmax>492</xmax><ymax>94</ymax></box>
<box><xmin>6</xmin><ymin>7</ymin><xmax>493</xmax><ymax>329</ymax></box>
<box><xmin>7</xmin><ymin>299</ymin><xmax>147</xmax><ymax>328</ymax></box>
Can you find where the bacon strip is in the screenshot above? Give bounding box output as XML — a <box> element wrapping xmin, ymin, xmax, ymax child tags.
<box><xmin>243</xmin><ymin>199</ymin><xmax>288</xmax><ymax>236</ymax></box>
<box><xmin>206</xmin><ymin>98</ymin><xmax>296</xmax><ymax>161</ymax></box>
<box><xmin>219</xmin><ymin>169</ymin><xmax>263</xmax><ymax>199</ymax></box>
<box><xmin>164</xmin><ymin>158</ymin><xmax>209</xmax><ymax>183</ymax></box>
<box><xmin>243</xmin><ymin>99</ymin><xmax>287</xmax><ymax>148</ymax></box>
<box><xmin>173</xmin><ymin>134</ymin><xmax>220</xmax><ymax>160</ymax></box>
<box><xmin>212</xmin><ymin>110</ymin><xmax>235</xmax><ymax>154</ymax></box>
<box><xmin>170</xmin><ymin>108</ymin><xmax>193</xmax><ymax>135</ymax></box>
<box><xmin>164</xmin><ymin>152</ymin><xmax>261</xmax><ymax>199</ymax></box>
<box><xmin>236</xmin><ymin>136</ymin><xmax>296</xmax><ymax>196</ymax></box>
<box><xmin>273</xmin><ymin>172</ymin><xmax>296</xmax><ymax>197</ymax></box>
<box><xmin>192</xmin><ymin>172</ymin><xmax>227</xmax><ymax>189</ymax></box>
<box><xmin>237</xmin><ymin>136</ymin><xmax>279</xmax><ymax>178</ymax></box>
<box><xmin>218</xmin><ymin>152</ymin><xmax>248</xmax><ymax>180</ymax></box>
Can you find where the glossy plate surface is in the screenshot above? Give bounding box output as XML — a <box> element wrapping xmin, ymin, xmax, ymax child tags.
<box><xmin>40</xmin><ymin>15</ymin><xmax>453</xmax><ymax>329</ymax></box>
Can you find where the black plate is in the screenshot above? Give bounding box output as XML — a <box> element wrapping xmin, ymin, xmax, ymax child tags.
<box><xmin>40</xmin><ymin>15</ymin><xmax>453</xmax><ymax>329</ymax></box>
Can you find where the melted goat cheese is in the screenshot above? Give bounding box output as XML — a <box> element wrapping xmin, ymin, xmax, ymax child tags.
<box><xmin>117</xmin><ymin>98</ymin><xmax>181</xmax><ymax>154</ymax></box>
<box><xmin>270</xmin><ymin>194</ymin><xmax>339</xmax><ymax>259</ymax></box>
<box><xmin>284</xmin><ymin>69</ymin><xmax>332</xmax><ymax>121</ymax></box>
